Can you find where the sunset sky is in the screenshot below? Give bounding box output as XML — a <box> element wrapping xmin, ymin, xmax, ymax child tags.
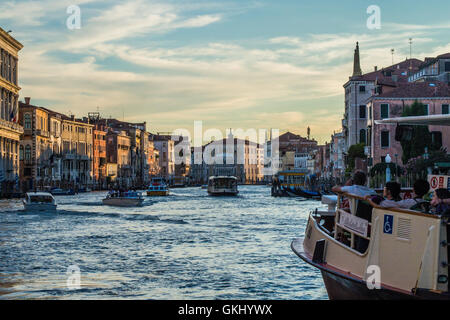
<box><xmin>2</xmin><ymin>0</ymin><xmax>450</xmax><ymax>144</ymax></box>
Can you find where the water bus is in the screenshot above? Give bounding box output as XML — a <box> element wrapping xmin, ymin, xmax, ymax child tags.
<box><xmin>207</xmin><ymin>176</ymin><xmax>239</xmax><ymax>196</ymax></box>
<box><xmin>102</xmin><ymin>191</ymin><xmax>145</xmax><ymax>207</ymax></box>
<box><xmin>23</xmin><ymin>192</ymin><xmax>57</xmax><ymax>212</ymax></box>
<box><xmin>271</xmin><ymin>169</ymin><xmax>322</xmax><ymax>199</ymax></box>
<box><xmin>147</xmin><ymin>177</ymin><xmax>169</xmax><ymax>196</ymax></box>
<box><xmin>292</xmin><ymin>114</ymin><xmax>450</xmax><ymax>299</ymax></box>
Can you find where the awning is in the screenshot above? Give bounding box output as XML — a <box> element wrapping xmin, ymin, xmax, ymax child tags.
<box><xmin>375</xmin><ymin>114</ymin><xmax>450</xmax><ymax>126</ymax></box>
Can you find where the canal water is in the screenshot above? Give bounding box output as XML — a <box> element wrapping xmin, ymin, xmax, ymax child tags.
<box><xmin>0</xmin><ymin>185</ymin><xmax>328</xmax><ymax>299</ymax></box>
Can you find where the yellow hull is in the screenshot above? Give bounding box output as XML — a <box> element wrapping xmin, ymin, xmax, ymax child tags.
<box><xmin>147</xmin><ymin>190</ymin><xmax>169</xmax><ymax>196</ymax></box>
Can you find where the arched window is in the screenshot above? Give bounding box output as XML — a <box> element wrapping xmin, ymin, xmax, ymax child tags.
<box><xmin>24</xmin><ymin>113</ymin><xmax>32</xmax><ymax>129</ymax></box>
<box><xmin>25</xmin><ymin>145</ymin><xmax>31</xmax><ymax>161</ymax></box>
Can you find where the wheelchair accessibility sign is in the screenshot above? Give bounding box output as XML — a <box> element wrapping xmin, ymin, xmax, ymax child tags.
<box><xmin>383</xmin><ymin>215</ymin><xmax>394</xmax><ymax>234</ymax></box>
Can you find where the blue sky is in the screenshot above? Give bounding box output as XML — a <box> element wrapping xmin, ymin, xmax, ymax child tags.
<box><xmin>1</xmin><ymin>0</ymin><xmax>450</xmax><ymax>143</ymax></box>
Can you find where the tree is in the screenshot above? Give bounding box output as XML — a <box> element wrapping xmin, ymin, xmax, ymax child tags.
<box><xmin>400</xmin><ymin>100</ymin><xmax>439</xmax><ymax>164</ymax></box>
<box><xmin>346</xmin><ymin>143</ymin><xmax>366</xmax><ymax>171</ymax></box>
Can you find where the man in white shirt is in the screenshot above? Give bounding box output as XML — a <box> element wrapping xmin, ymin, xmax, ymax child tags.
<box><xmin>332</xmin><ymin>171</ymin><xmax>376</xmax><ymax>198</ymax></box>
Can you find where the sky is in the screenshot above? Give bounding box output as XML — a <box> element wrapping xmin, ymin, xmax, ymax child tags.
<box><xmin>1</xmin><ymin>0</ymin><xmax>450</xmax><ymax>144</ymax></box>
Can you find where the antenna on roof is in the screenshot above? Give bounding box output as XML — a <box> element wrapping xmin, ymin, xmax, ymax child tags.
<box><xmin>391</xmin><ymin>48</ymin><xmax>395</xmax><ymax>65</ymax></box>
<box><xmin>409</xmin><ymin>38</ymin><xmax>413</xmax><ymax>59</ymax></box>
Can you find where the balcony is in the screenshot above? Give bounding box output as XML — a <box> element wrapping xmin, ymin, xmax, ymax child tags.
<box><xmin>0</xmin><ymin>118</ymin><xmax>23</xmax><ymax>134</ymax></box>
<box><xmin>36</xmin><ymin>129</ymin><xmax>50</xmax><ymax>138</ymax></box>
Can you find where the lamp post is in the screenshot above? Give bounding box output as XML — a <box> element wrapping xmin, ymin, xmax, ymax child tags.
<box><xmin>385</xmin><ymin>154</ymin><xmax>392</xmax><ymax>183</ymax></box>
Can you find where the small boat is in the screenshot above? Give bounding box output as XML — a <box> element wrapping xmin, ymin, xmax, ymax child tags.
<box><xmin>23</xmin><ymin>192</ymin><xmax>57</xmax><ymax>212</ymax></box>
<box><xmin>147</xmin><ymin>177</ymin><xmax>169</xmax><ymax>196</ymax></box>
<box><xmin>201</xmin><ymin>184</ymin><xmax>208</xmax><ymax>189</ymax></box>
<box><xmin>102</xmin><ymin>191</ymin><xmax>144</xmax><ymax>207</ymax></box>
<box><xmin>50</xmin><ymin>188</ymin><xmax>75</xmax><ymax>196</ymax></box>
<box><xmin>207</xmin><ymin>176</ymin><xmax>239</xmax><ymax>196</ymax></box>
<box><xmin>271</xmin><ymin>170</ymin><xmax>323</xmax><ymax>199</ymax></box>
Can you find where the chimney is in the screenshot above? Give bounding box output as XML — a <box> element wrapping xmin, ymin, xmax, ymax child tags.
<box><xmin>25</xmin><ymin>97</ymin><xmax>31</xmax><ymax>105</ymax></box>
<box><xmin>374</xmin><ymin>66</ymin><xmax>378</xmax><ymax>71</ymax></box>
<box><xmin>71</xmin><ymin>115</ymin><xmax>75</xmax><ymax>121</ymax></box>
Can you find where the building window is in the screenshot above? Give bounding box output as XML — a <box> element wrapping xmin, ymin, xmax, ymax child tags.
<box><xmin>359</xmin><ymin>129</ymin><xmax>366</xmax><ymax>145</ymax></box>
<box><xmin>19</xmin><ymin>145</ymin><xmax>24</xmax><ymax>160</ymax></box>
<box><xmin>359</xmin><ymin>86</ymin><xmax>366</xmax><ymax>93</ymax></box>
<box><xmin>380</xmin><ymin>104</ymin><xmax>389</xmax><ymax>119</ymax></box>
<box><xmin>381</xmin><ymin>131</ymin><xmax>390</xmax><ymax>148</ymax></box>
<box><xmin>442</xmin><ymin>104</ymin><xmax>449</xmax><ymax>115</ymax></box>
<box><xmin>25</xmin><ymin>145</ymin><xmax>31</xmax><ymax>161</ymax></box>
<box><xmin>422</xmin><ymin>104</ymin><xmax>429</xmax><ymax>115</ymax></box>
<box><xmin>24</xmin><ymin>113</ymin><xmax>32</xmax><ymax>129</ymax></box>
<box><xmin>359</xmin><ymin>105</ymin><xmax>366</xmax><ymax>119</ymax></box>
<box><xmin>445</xmin><ymin>62</ymin><xmax>450</xmax><ymax>72</ymax></box>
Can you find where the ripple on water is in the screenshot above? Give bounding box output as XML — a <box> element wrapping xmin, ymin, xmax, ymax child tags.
<box><xmin>0</xmin><ymin>186</ymin><xmax>328</xmax><ymax>300</ymax></box>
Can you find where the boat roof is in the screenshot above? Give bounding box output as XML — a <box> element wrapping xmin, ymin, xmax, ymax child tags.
<box><xmin>375</xmin><ymin>114</ymin><xmax>450</xmax><ymax>126</ymax></box>
<box><xmin>26</xmin><ymin>192</ymin><xmax>54</xmax><ymax>197</ymax></box>
<box><xmin>209</xmin><ymin>176</ymin><xmax>238</xmax><ymax>180</ymax></box>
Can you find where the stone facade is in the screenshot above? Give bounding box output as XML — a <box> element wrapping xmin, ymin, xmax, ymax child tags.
<box><xmin>0</xmin><ymin>28</ymin><xmax>23</xmax><ymax>196</ymax></box>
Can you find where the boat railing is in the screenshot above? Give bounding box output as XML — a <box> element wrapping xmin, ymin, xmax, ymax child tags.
<box><xmin>331</xmin><ymin>191</ymin><xmax>440</xmax><ymax>254</ymax></box>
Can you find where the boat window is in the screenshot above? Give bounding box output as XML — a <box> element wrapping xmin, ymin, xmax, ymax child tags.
<box><xmin>30</xmin><ymin>196</ymin><xmax>53</xmax><ymax>203</ymax></box>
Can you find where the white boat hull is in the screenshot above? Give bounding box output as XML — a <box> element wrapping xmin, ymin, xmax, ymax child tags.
<box><xmin>102</xmin><ymin>198</ymin><xmax>144</xmax><ymax>207</ymax></box>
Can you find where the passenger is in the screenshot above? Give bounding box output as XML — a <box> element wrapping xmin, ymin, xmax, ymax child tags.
<box><xmin>431</xmin><ymin>188</ymin><xmax>450</xmax><ymax>215</ymax></box>
<box><xmin>332</xmin><ymin>171</ymin><xmax>376</xmax><ymax>197</ymax></box>
<box><xmin>364</xmin><ymin>182</ymin><xmax>402</xmax><ymax>207</ymax></box>
<box><xmin>373</xmin><ymin>179</ymin><xmax>430</xmax><ymax>210</ymax></box>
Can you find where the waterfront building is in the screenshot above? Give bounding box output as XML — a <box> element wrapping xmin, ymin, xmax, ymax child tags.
<box><xmin>200</xmin><ymin>136</ymin><xmax>264</xmax><ymax>184</ymax></box>
<box><xmin>330</xmin><ymin>131</ymin><xmax>346</xmax><ymax>180</ymax></box>
<box><xmin>408</xmin><ymin>53</ymin><xmax>450</xmax><ymax>84</ymax></box>
<box><xmin>60</xmin><ymin>115</ymin><xmax>93</xmax><ymax>189</ymax></box>
<box><xmin>366</xmin><ymin>81</ymin><xmax>450</xmax><ymax>165</ymax></box>
<box><xmin>278</xmin><ymin>131</ymin><xmax>318</xmax><ymax>154</ymax></box>
<box><xmin>92</xmin><ymin>125</ymin><xmax>107</xmax><ymax>189</ymax></box>
<box><xmin>106</xmin><ymin>130</ymin><xmax>132</xmax><ymax>188</ymax></box>
<box><xmin>342</xmin><ymin>42</ymin><xmax>422</xmax><ymax>151</ymax></box>
<box><xmin>152</xmin><ymin>134</ymin><xmax>175</xmax><ymax>178</ymax></box>
<box><xmin>0</xmin><ymin>27</ymin><xmax>23</xmax><ymax>196</ymax></box>
<box><xmin>174</xmin><ymin>135</ymin><xmax>191</xmax><ymax>180</ymax></box>
<box><xmin>19</xmin><ymin>99</ymin><xmax>93</xmax><ymax>191</ymax></box>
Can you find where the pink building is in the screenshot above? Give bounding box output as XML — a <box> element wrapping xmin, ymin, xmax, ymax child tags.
<box><xmin>367</xmin><ymin>81</ymin><xmax>450</xmax><ymax>165</ymax></box>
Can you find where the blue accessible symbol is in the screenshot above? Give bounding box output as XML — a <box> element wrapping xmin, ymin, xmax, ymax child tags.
<box><xmin>383</xmin><ymin>215</ymin><xmax>393</xmax><ymax>234</ymax></box>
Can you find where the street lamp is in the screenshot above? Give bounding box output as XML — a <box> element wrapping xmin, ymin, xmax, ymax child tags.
<box><xmin>385</xmin><ymin>154</ymin><xmax>392</xmax><ymax>183</ymax></box>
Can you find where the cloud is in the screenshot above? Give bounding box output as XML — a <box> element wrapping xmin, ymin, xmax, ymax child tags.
<box><xmin>7</xmin><ymin>1</ymin><xmax>450</xmax><ymax>144</ymax></box>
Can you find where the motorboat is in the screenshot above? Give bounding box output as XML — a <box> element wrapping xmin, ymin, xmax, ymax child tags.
<box><xmin>23</xmin><ymin>192</ymin><xmax>57</xmax><ymax>212</ymax></box>
<box><xmin>147</xmin><ymin>177</ymin><xmax>169</xmax><ymax>196</ymax></box>
<box><xmin>50</xmin><ymin>188</ymin><xmax>75</xmax><ymax>196</ymax></box>
<box><xmin>207</xmin><ymin>176</ymin><xmax>238</xmax><ymax>196</ymax></box>
<box><xmin>102</xmin><ymin>191</ymin><xmax>144</xmax><ymax>207</ymax></box>
<box><xmin>292</xmin><ymin>114</ymin><xmax>450</xmax><ymax>299</ymax></box>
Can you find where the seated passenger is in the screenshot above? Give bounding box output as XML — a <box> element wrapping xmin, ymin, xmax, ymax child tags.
<box><xmin>332</xmin><ymin>171</ymin><xmax>376</xmax><ymax>198</ymax></box>
<box><xmin>373</xmin><ymin>179</ymin><xmax>430</xmax><ymax>210</ymax></box>
<box><xmin>431</xmin><ymin>188</ymin><xmax>450</xmax><ymax>215</ymax></box>
<box><xmin>364</xmin><ymin>182</ymin><xmax>402</xmax><ymax>207</ymax></box>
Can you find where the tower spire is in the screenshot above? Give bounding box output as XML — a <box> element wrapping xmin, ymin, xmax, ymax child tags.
<box><xmin>352</xmin><ymin>42</ymin><xmax>362</xmax><ymax>77</ymax></box>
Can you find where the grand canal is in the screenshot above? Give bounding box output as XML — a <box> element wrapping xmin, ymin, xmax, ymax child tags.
<box><xmin>0</xmin><ymin>186</ymin><xmax>328</xmax><ymax>299</ymax></box>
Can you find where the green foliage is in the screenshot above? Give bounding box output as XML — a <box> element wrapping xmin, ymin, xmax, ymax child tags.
<box><xmin>400</xmin><ymin>100</ymin><xmax>439</xmax><ymax>164</ymax></box>
<box><xmin>405</xmin><ymin>149</ymin><xmax>450</xmax><ymax>177</ymax></box>
<box><xmin>369</xmin><ymin>162</ymin><xmax>403</xmax><ymax>177</ymax></box>
<box><xmin>346</xmin><ymin>143</ymin><xmax>366</xmax><ymax>171</ymax></box>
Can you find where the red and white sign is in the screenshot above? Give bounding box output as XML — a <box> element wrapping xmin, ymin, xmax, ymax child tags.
<box><xmin>428</xmin><ymin>175</ymin><xmax>450</xmax><ymax>192</ymax></box>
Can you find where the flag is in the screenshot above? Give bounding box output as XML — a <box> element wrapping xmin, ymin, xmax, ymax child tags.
<box><xmin>10</xmin><ymin>104</ymin><xmax>17</xmax><ymax>122</ymax></box>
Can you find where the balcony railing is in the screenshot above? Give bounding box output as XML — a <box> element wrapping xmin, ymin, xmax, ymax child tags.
<box><xmin>0</xmin><ymin>118</ymin><xmax>23</xmax><ymax>134</ymax></box>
